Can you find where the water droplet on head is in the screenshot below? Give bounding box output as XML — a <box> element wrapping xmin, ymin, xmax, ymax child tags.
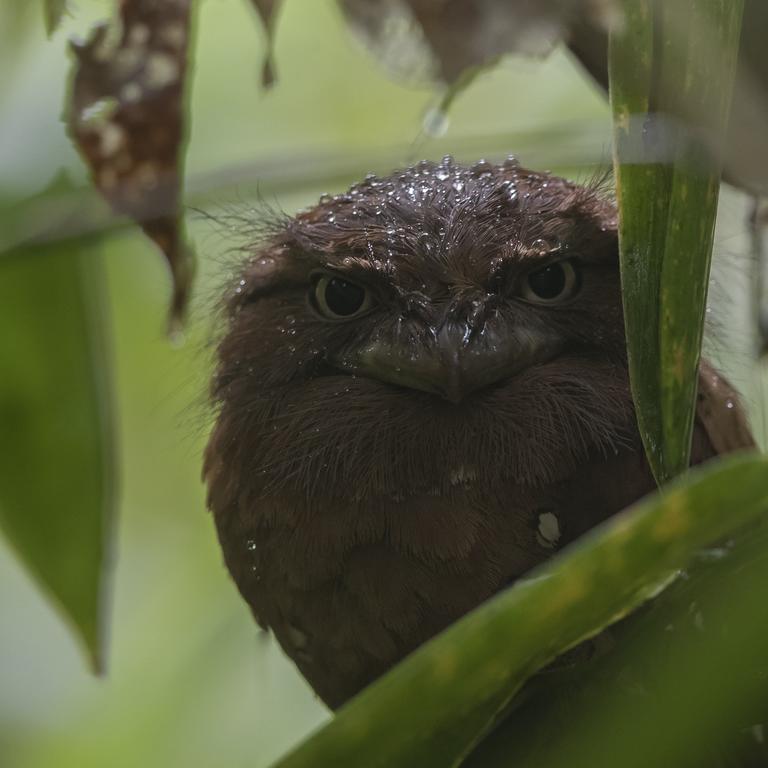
<box><xmin>246</xmin><ymin>540</ymin><xmax>257</xmax><ymax>552</ymax></box>
<box><xmin>471</xmin><ymin>159</ymin><xmax>492</xmax><ymax>177</ymax></box>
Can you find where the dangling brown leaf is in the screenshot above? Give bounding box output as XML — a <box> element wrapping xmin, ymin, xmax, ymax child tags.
<box><xmin>67</xmin><ymin>0</ymin><xmax>195</xmax><ymax>330</ymax></box>
<box><xmin>338</xmin><ymin>0</ymin><xmax>619</xmax><ymax>84</ymax></box>
<box><xmin>246</xmin><ymin>0</ymin><xmax>282</xmax><ymax>87</ymax></box>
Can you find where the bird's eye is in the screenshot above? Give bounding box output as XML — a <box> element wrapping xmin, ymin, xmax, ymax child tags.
<box><xmin>311</xmin><ymin>274</ymin><xmax>374</xmax><ymax>319</ymax></box>
<box><xmin>521</xmin><ymin>260</ymin><xmax>580</xmax><ymax>304</ymax></box>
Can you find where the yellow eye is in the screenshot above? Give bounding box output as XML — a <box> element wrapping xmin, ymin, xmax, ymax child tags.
<box><xmin>312</xmin><ymin>275</ymin><xmax>374</xmax><ymax>319</ymax></box>
<box><xmin>521</xmin><ymin>260</ymin><xmax>580</xmax><ymax>304</ymax></box>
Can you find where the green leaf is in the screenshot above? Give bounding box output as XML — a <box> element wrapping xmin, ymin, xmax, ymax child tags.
<box><xmin>465</xmin><ymin>512</ymin><xmax>768</xmax><ymax>768</ymax></box>
<box><xmin>43</xmin><ymin>0</ymin><xmax>66</xmax><ymax>36</ymax></box>
<box><xmin>269</xmin><ymin>453</ymin><xmax>768</xmax><ymax>768</ymax></box>
<box><xmin>609</xmin><ymin>0</ymin><xmax>744</xmax><ymax>483</ymax></box>
<box><xmin>0</xmin><ymin>237</ymin><xmax>115</xmax><ymax>673</ymax></box>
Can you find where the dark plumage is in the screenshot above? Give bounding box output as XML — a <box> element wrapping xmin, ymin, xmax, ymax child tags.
<box><xmin>204</xmin><ymin>157</ymin><xmax>753</xmax><ymax>709</ymax></box>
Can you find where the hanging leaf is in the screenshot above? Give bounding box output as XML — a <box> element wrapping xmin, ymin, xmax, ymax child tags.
<box><xmin>0</xmin><ymin>233</ymin><xmax>115</xmax><ymax>673</ymax></box>
<box><xmin>268</xmin><ymin>453</ymin><xmax>768</xmax><ymax>768</ymax></box>
<box><xmin>338</xmin><ymin>0</ymin><xmax>619</xmax><ymax>85</ymax></box>
<box><xmin>609</xmin><ymin>0</ymin><xmax>744</xmax><ymax>483</ymax></box>
<box><xmin>246</xmin><ymin>0</ymin><xmax>282</xmax><ymax>87</ymax></box>
<box><xmin>67</xmin><ymin>0</ymin><xmax>196</xmax><ymax>332</ymax></box>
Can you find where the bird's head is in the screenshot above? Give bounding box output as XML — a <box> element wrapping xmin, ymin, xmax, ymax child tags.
<box><xmin>207</xmin><ymin>157</ymin><xmax>635</xmax><ymax>504</ymax></box>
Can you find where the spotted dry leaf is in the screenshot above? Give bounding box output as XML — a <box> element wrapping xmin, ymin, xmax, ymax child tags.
<box><xmin>338</xmin><ymin>0</ymin><xmax>619</xmax><ymax>84</ymax></box>
<box><xmin>246</xmin><ymin>0</ymin><xmax>282</xmax><ymax>86</ymax></box>
<box><xmin>68</xmin><ymin>0</ymin><xmax>194</xmax><ymax>329</ymax></box>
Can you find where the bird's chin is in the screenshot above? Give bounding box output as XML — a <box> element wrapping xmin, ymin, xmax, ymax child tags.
<box><xmin>239</xmin><ymin>356</ymin><xmax>635</xmax><ymax>502</ymax></box>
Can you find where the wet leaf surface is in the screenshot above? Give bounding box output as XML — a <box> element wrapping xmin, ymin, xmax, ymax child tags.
<box><xmin>609</xmin><ymin>0</ymin><xmax>744</xmax><ymax>483</ymax></box>
<box><xmin>67</xmin><ymin>0</ymin><xmax>195</xmax><ymax>330</ymax></box>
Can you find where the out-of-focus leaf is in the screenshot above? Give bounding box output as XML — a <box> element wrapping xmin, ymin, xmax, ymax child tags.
<box><xmin>466</xmin><ymin>514</ymin><xmax>768</xmax><ymax>768</ymax></box>
<box><xmin>246</xmin><ymin>0</ymin><xmax>282</xmax><ymax>87</ymax></box>
<box><xmin>67</xmin><ymin>0</ymin><xmax>195</xmax><ymax>331</ymax></box>
<box><xmin>1</xmin><ymin>128</ymin><xmax>611</xmax><ymax>253</ymax></box>
<box><xmin>269</xmin><ymin>453</ymin><xmax>768</xmax><ymax>768</ymax></box>
<box><xmin>571</xmin><ymin>0</ymin><xmax>768</xmax><ymax>196</ymax></box>
<box><xmin>609</xmin><ymin>0</ymin><xmax>743</xmax><ymax>483</ymax></box>
<box><xmin>338</xmin><ymin>0</ymin><xmax>619</xmax><ymax>85</ymax></box>
<box><xmin>0</xmin><ymin>233</ymin><xmax>115</xmax><ymax>674</ymax></box>
<box><xmin>750</xmin><ymin>198</ymin><xmax>768</xmax><ymax>357</ymax></box>
<box><xmin>43</xmin><ymin>0</ymin><xmax>66</xmax><ymax>36</ymax></box>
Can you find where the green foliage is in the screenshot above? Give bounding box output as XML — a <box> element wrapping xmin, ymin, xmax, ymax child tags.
<box><xmin>0</xmin><ymin>230</ymin><xmax>114</xmax><ymax>672</ymax></box>
<box><xmin>467</xmin><ymin>510</ymin><xmax>768</xmax><ymax>767</ymax></box>
<box><xmin>610</xmin><ymin>0</ymin><xmax>744</xmax><ymax>483</ymax></box>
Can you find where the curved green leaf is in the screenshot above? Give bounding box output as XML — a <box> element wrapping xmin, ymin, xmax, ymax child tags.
<box><xmin>609</xmin><ymin>0</ymin><xmax>744</xmax><ymax>483</ymax></box>
<box><xmin>465</xmin><ymin>514</ymin><xmax>768</xmax><ymax>768</ymax></box>
<box><xmin>0</xmin><ymin>236</ymin><xmax>115</xmax><ymax>673</ymax></box>
<box><xmin>269</xmin><ymin>453</ymin><xmax>768</xmax><ymax>768</ymax></box>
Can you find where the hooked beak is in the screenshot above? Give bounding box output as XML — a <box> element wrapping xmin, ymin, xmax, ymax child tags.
<box><xmin>332</xmin><ymin>320</ymin><xmax>563</xmax><ymax>404</ymax></box>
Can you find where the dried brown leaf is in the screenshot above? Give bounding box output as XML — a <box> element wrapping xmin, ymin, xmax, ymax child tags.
<box><xmin>338</xmin><ymin>0</ymin><xmax>619</xmax><ymax>84</ymax></box>
<box><xmin>246</xmin><ymin>0</ymin><xmax>282</xmax><ymax>87</ymax></box>
<box><xmin>68</xmin><ymin>0</ymin><xmax>195</xmax><ymax>329</ymax></box>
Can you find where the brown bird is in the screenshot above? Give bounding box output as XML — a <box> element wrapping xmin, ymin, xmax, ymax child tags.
<box><xmin>203</xmin><ymin>156</ymin><xmax>754</xmax><ymax>710</ymax></box>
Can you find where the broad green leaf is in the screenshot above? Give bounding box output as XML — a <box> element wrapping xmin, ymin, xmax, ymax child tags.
<box><xmin>43</xmin><ymin>0</ymin><xmax>66</xmax><ymax>36</ymax></box>
<box><xmin>269</xmin><ymin>453</ymin><xmax>768</xmax><ymax>768</ymax></box>
<box><xmin>466</xmin><ymin>512</ymin><xmax>768</xmax><ymax>767</ymax></box>
<box><xmin>0</xmin><ymin>238</ymin><xmax>115</xmax><ymax>673</ymax></box>
<box><xmin>609</xmin><ymin>0</ymin><xmax>744</xmax><ymax>483</ymax></box>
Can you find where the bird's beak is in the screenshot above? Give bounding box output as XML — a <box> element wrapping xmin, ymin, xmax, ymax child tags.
<box><xmin>332</xmin><ymin>320</ymin><xmax>562</xmax><ymax>403</ymax></box>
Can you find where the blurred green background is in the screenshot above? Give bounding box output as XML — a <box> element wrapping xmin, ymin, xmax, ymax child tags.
<box><xmin>0</xmin><ymin>2</ymin><xmax>763</xmax><ymax>767</ymax></box>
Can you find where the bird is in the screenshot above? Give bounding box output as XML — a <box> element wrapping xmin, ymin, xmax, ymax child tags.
<box><xmin>203</xmin><ymin>156</ymin><xmax>754</xmax><ymax>711</ymax></box>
